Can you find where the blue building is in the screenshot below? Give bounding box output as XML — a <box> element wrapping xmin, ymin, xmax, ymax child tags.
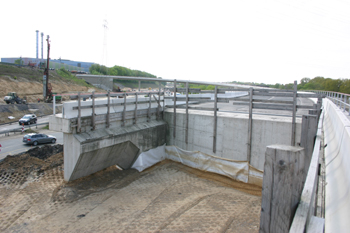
<box><xmin>1</xmin><ymin>57</ymin><xmax>95</xmax><ymax>72</ymax></box>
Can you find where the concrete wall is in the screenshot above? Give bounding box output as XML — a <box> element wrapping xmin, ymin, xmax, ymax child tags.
<box><xmin>80</xmin><ymin>76</ymin><xmax>114</xmax><ymax>91</ymax></box>
<box><xmin>64</xmin><ymin>120</ymin><xmax>167</xmax><ymax>181</ymax></box>
<box><xmin>323</xmin><ymin>98</ymin><xmax>350</xmax><ymax>233</ymax></box>
<box><xmin>164</xmin><ymin>109</ymin><xmax>302</xmax><ymax>171</ymax></box>
<box><xmin>50</xmin><ymin>96</ymin><xmax>167</xmax><ymax>181</ymax></box>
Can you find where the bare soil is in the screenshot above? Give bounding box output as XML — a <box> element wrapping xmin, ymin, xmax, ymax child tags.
<box><xmin>0</xmin><ymin>64</ymin><xmax>101</xmax><ymax>124</ymax></box>
<box><xmin>0</xmin><ymin>146</ymin><xmax>262</xmax><ymax>232</ymax></box>
<box><xmin>0</xmin><ymin>66</ymin><xmax>93</xmax><ymax>104</ymax></box>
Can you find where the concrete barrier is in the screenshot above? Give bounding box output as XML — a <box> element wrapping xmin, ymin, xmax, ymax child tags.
<box><xmin>164</xmin><ymin>109</ymin><xmax>302</xmax><ymax>171</ymax></box>
<box><xmin>323</xmin><ymin>98</ymin><xmax>350</xmax><ymax>232</ymax></box>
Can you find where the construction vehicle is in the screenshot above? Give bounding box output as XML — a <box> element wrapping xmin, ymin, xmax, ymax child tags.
<box><xmin>28</xmin><ymin>62</ymin><xmax>37</xmax><ymax>68</ymax></box>
<box><xmin>4</xmin><ymin>92</ymin><xmax>27</xmax><ymax>104</ymax></box>
<box><xmin>43</xmin><ymin>35</ymin><xmax>53</xmax><ymax>103</ymax></box>
<box><xmin>52</xmin><ymin>92</ymin><xmax>62</xmax><ymax>102</ymax></box>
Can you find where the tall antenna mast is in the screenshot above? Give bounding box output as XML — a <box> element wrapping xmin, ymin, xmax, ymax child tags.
<box><xmin>102</xmin><ymin>18</ymin><xmax>108</xmax><ymax>67</ymax></box>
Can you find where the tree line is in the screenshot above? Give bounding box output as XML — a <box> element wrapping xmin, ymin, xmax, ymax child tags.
<box><xmin>89</xmin><ymin>64</ymin><xmax>161</xmax><ymax>88</ymax></box>
<box><xmin>89</xmin><ymin>64</ymin><xmax>157</xmax><ymax>78</ymax></box>
<box><xmin>231</xmin><ymin>77</ymin><xmax>350</xmax><ymax>94</ymax></box>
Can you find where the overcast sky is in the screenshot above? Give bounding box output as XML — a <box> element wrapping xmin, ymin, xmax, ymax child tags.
<box><xmin>2</xmin><ymin>0</ymin><xmax>350</xmax><ymax>84</ymax></box>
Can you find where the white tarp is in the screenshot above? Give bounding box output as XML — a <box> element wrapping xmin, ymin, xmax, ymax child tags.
<box><xmin>132</xmin><ymin>145</ymin><xmax>263</xmax><ymax>187</ymax></box>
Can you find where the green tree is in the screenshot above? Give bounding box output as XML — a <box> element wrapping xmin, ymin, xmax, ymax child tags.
<box><xmin>14</xmin><ymin>58</ymin><xmax>23</xmax><ymax>65</ymax></box>
<box><xmin>324</xmin><ymin>78</ymin><xmax>341</xmax><ymax>92</ymax></box>
<box><xmin>339</xmin><ymin>79</ymin><xmax>350</xmax><ymax>94</ymax></box>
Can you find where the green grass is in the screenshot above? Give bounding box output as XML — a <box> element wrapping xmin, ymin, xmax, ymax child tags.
<box><xmin>56</xmin><ymin>68</ymin><xmax>93</xmax><ymax>87</ymax></box>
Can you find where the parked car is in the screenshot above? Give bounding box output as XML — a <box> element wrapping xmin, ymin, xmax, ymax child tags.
<box><xmin>23</xmin><ymin>133</ymin><xmax>56</xmax><ymax>146</ymax></box>
<box><xmin>19</xmin><ymin>114</ymin><xmax>37</xmax><ymax>125</ymax></box>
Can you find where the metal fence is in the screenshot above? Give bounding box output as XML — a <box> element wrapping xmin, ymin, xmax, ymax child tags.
<box><xmin>314</xmin><ymin>91</ymin><xmax>350</xmax><ymax>115</ymax></box>
<box><xmin>0</xmin><ymin>122</ymin><xmax>48</xmax><ymax>136</ymax></box>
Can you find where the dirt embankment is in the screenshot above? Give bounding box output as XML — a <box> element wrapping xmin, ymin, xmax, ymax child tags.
<box><xmin>0</xmin><ymin>64</ymin><xmax>100</xmax><ymax>124</ymax></box>
<box><xmin>0</xmin><ymin>64</ymin><xmax>105</xmax><ymax>103</ymax></box>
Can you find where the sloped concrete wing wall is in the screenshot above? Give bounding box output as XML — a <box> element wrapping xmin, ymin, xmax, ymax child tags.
<box><xmin>64</xmin><ymin>121</ymin><xmax>167</xmax><ymax>181</ymax></box>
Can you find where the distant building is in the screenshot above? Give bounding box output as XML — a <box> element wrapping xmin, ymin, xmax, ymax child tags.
<box><xmin>51</xmin><ymin>59</ymin><xmax>95</xmax><ymax>72</ymax></box>
<box><xmin>1</xmin><ymin>57</ymin><xmax>95</xmax><ymax>72</ymax></box>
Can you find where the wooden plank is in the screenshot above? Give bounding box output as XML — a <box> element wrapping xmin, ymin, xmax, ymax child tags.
<box><xmin>289</xmin><ymin>113</ymin><xmax>323</xmax><ymax>232</ymax></box>
<box><xmin>297</xmin><ymin>105</ymin><xmax>318</xmax><ymax>109</ymax></box>
<box><xmin>232</xmin><ymin>98</ymin><xmax>293</xmax><ymax>104</ymax></box>
<box><xmin>123</xmin><ymin>93</ymin><xmax>126</xmax><ymax>126</ymax></box>
<box><xmin>69</xmin><ymin>91</ymin><xmax>163</xmax><ymax>99</ymax></box>
<box><xmin>247</xmin><ymin>88</ymin><xmax>253</xmax><ymax>163</ymax></box>
<box><xmin>291</xmin><ymin>81</ymin><xmax>297</xmax><ymax>145</ymax></box>
<box><xmin>300</xmin><ymin>115</ymin><xmax>318</xmax><ymax>177</ymax></box>
<box><xmin>70</xmin><ymin>108</ymin><xmax>160</xmax><ymax>127</ymax></box>
<box><xmin>186</xmin><ymin>82</ymin><xmax>189</xmax><ymax>144</ymax></box>
<box><xmin>77</xmin><ymin>92</ymin><xmax>81</xmax><ymax>133</ymax></box>
<box><xmin>72</xmin><ymin>99</ymin><xmax>159</xmax><ymax>110</ymax></box>
<box><xmin>164</xmin><ymin>96</ymin><xmax>211</xmax><ymax>100</ymax></box>
<box><xmin>153</xmin><ymin>95</ymin><xmax>160</xmax><ymax>120</ymax></box>
<box><xmin>134</xmin><ymin>93</ymin><xmax>138</xmax><ymax>124</ymax></box>
<box><xmin>254</xmin><ymin>103</ymin><xmax>294</xmax><ymax>111</ymax></box>
<box><xmin>259</xmin><ymin>145</ymin><xmax>305</xmax><ymax>233</ymax></box>
<box><xmin>296</xmin><ymin>93</ymin><xmax>322</xmax><ymax>98</ymax></box>
<box><xmin>106</xmin><ymin>91</ymin><xmax>110</xmax><ymax>128</ymax></box>
<box><xmin>217</xmin><ymin>88</ymin><xmax>249</xmax><ymax>93</ymax></box>
<box><xmin>168</xmin><ymin>87</ymin><xmax>201</xmax><ymax>92</ymax></box>
<box><xmin>148</xmin><ymin>93</ymin><xmax>151</xmax><ymax>122</ymax></box>
<box><xmin>213</xmin><ymin>86</ymin><xmax>218</xmax><ymax>153</ymax></box>
<box><xmin>173</xmin><ymin>79</ymin><xmax>176</xmax><ymax>138</ymax></box>
<box><xmin>253</xmin><ymin>92</ymin><xmax>294</xmax><ymax>97</ymax></box>
<box><xmin>232</xmin><ymin>101</ymin><xmax>250</xmax><ymax>106</ymax></box>
<box><xmin>92</xmin><ymin>92</ymin><xmax>95</xmax><ymax>130</ymax></box>
<box><xmin>166</xmin><ymin>106</ymin><xmax>218</xmax><ymax>111</ymax></box>
<box><xmin>158</xmin><ymin>82</ymin><xmax>161</xmax><ymax>120</ymax></box>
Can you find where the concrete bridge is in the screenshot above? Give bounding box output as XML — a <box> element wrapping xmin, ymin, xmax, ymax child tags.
<box><xmin>49</xmin><ymin>76</ymin><xmax>350</xmax><ymax>232</ymax></box>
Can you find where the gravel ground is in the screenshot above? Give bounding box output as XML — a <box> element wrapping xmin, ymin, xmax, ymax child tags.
<box><xmin>0</xmin><ymin>147</ymin><xmax>262</xmax><ymax>232</ymax></box>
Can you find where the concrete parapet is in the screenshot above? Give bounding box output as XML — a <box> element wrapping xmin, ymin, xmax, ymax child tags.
<box><xmin>62</xmin><ymin>95</ymin><xmax>163</xmax><ymax>119</ymax></box>
<box><xmin>323</xmin><ymin>98</ymin><xmax>350</xmax><ymax>232</ymax></box>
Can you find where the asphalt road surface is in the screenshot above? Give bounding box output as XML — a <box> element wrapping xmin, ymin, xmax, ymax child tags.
<box><xmin>0</xmin><ymin>129</ymin><xmax>63</xmax><ymax>161</ymax></box>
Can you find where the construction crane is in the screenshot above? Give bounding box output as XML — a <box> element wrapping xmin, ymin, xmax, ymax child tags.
<box><xmin>43</xmin><ymin>35</ymin><xmax>53</xmax><ymax>102</ymax></box>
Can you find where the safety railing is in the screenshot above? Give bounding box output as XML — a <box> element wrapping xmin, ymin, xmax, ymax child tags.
<box><xmin>0</xmin><ymin>122</ymin><xmax>48</xmax><ymax>136</ymax></box>
<box><xmin>314</xmin><ymin>91</ymin><xmax>350</xmax><ymax>115</ymax></box>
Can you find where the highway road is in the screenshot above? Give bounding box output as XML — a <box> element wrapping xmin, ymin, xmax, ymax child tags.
<box><xmin>0</xmin><ymin>128</ymin><xmax>63</xmax><ymax>161</ymax></box>
<box><xmin>0</xmin><ymin>115</ymin><xmax>51</xmax><ymax>132</ymax></box>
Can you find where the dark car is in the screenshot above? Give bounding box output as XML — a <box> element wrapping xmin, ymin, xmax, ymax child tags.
<box><xmin>23</xmin><ymin>133</ymin><xmax>56</xmax><ymax>146</ymax></box>
<box><xmin>19</xmin><ymin>114</ymin><xmax>37</xmax><ymax>125</ymax></box>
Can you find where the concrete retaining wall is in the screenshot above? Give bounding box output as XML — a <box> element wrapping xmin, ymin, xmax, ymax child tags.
<box><xmin>323</xmin><ymin>98</ymin><xmax>350</xmax><ymax>233</ymax></box>
<box><xmin>63</xmin><ymin>120</ymin><xmax>167</xmax><ymax>181</ymax></box>
<box><xmin>80</xmin><ymin>76</ymin><xmax>114</xmax><ymax>91</ymax></box>
<box><xmin>164</xmin><ymin>109</ymin><xmax>302</xmax><ymax>171</ymax></box>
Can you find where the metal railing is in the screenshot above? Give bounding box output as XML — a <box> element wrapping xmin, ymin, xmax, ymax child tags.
<box><xmin>0</xmin><ymin>122</ymin><xmax>48</xmax><ymax>136</ymax></box>
<box><xmin>314</xmin><ymin>91</ymin><xmax>350</xmax><ymax>115</ymax></box>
